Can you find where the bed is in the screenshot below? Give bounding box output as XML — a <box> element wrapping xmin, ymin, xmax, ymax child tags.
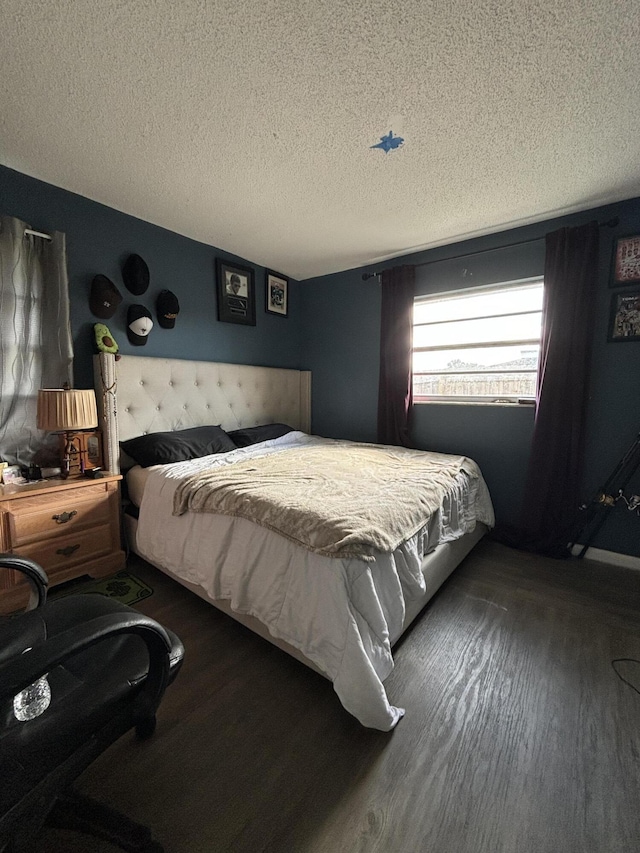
<box><xmin>94</xmin><ymin>353</ymin><xmax>494</xmax><ymax>731</ymax></box>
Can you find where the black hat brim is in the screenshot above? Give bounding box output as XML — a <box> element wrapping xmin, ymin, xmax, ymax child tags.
<box><xmin>127</xmin><ymin>328</ymin><xmax>149</xmax><ymax>346</ymax></box>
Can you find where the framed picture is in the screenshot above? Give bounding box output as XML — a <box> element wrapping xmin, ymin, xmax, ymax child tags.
<box><xmin>608</xmin><ymin>289</ymin><xmax>640</xmax><ymax>342</ymax></box>
<box><xmin>265</xmin><ymin>270</ymin><xmax>289</xmax><ymax>317</ymax></box>
<box><xmin>610</xmin><ymin>234</ymin><xmax>640</xmax><ymax>287</ymax></box>
<box><xmin>216</xmin><ymin>259</ymin><xmax>256</xmax><ymax>326</ymax></box>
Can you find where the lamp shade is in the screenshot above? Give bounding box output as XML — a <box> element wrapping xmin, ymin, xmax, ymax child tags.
<box><xmin>36</xmin><ymin>389</ymin><xmax>98</xmax><ymax>432</ymax></box>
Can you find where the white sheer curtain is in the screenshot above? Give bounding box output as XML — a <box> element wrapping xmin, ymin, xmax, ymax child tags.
<box><xmin>0</xmin><ymin>215</ymin><xmax>73</xmax><ymax>466</ymax></box>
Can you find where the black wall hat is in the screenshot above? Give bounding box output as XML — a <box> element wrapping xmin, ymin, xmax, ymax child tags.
<box><xmin>89</xmin><ymin>275</ymin><xmax>122</xmax><ymax>319</ymax></box>
<box><xmin>122</xmin><ymin>254</ymin><xmax>150</xmax><ymax>295</ymax></box>
<box><xmin>157</xmin><ymin>289</ymin><xmax>180</xmax><ymax>328</ymax></box>
<box><xmin>127</xmin><ymin>304</ymin><xmax>154</xmax><ymax>346</ymax></box>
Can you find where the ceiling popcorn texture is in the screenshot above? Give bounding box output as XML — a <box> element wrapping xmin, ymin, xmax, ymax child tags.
<box><xmin>2</xmin><ymin>0</ymin><xmax>640</xmax><ymax>280</ymax></box>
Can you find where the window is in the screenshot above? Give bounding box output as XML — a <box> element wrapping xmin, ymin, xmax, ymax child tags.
<box><xmin>413</xmin><ymin>278</ymin><xmax>544</xmax><ymax>403</ymax></box>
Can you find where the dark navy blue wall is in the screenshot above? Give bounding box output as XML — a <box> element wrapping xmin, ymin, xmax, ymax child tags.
<box><xmin>302</xmin><ymin>198</ymin><xmax>640</xmax><ymax>558</ymax></box>
<box><xmin>0</xmin><ymin>166</ymin><xmax>303</xmax><ymax>390</ymax></box>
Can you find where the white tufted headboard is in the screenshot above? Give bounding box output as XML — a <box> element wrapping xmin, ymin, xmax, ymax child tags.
<box><xmin>94</xmin><ymin>353</ymin><xmax>311</xmax><ymax>473</ymax></box>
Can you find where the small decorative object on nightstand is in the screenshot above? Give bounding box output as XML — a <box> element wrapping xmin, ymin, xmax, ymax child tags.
<box><xmin>59</xmin><ymin>430</ymin><xmax>103</xmax><ymax>477</ymax></box>
<box><xmin>36</xmin><ymin>386</ymin><xmax>99</xmax><ymax>478</ymax></box>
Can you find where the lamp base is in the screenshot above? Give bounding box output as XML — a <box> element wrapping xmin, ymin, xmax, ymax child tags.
<box><xmin>60</xmin><ymin>434</ymin><xmax>78</xmax><ymax>479</ymax></box>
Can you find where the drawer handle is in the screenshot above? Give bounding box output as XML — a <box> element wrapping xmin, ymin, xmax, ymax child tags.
<box><xmin>52</xmin><ymin>510</ymin><xmax>77</xmax><ymax>525</ymax></box>
<box><xmin>56</xmin><ymin>544</ymin><xmax>80</xmax><ymax>558</ymax></box>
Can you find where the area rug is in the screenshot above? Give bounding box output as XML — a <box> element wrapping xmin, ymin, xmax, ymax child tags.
<box><xmin>52</xmin><ymin>570</ymin><xmax>153</xmax><ymax>606</ymax></box>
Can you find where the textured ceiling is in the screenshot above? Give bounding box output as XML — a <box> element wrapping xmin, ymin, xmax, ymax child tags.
<box><xmin>2</xmin><ymin>0</ymin><xmax>640</xmax><ymax>280</ymax></box>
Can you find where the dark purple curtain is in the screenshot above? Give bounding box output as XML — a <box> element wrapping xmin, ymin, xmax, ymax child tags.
<box><xmin>513</xmin><ymin>221</ymin><xmax>600</xmax><ymax>556</ymax></box>
<box><xmin>377</xmin><ymin>265</ymin><xmax>415</xmax><ymax>446</ymax></box>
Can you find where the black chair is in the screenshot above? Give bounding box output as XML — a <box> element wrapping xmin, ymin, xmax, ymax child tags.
<box><xmin>0</xmin><ymin>555</ymin><xmax>185</xmax><ymax>853</ymax></box>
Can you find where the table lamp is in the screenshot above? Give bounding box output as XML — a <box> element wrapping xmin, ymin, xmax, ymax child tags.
<box><xmin>36</xmin><ymin>386</ymin><xmax>98</xmax><ymax>478</ymax></box>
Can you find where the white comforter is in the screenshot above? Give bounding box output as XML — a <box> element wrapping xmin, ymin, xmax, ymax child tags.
<box><xmin>135</xmin><ymin>432</ymin><xmax>494</xmax><ymax>730</ymax></box>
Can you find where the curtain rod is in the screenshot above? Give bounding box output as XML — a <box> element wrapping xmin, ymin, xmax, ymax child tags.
<box><xmin>361</xmin><ymin>217</ymin><xmax>620</xmax><ymax>280</ymax></box>
<box><xmin>24</xmin><ymin>228</ymin><xmax>52</xmax><ymax>241</ymax></box>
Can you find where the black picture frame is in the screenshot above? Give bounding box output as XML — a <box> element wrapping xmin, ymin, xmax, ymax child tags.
<box><xmin>610</xmin><ymin>234</ymin><xmax>640</xmax><ymax>287</ymax></box>
<box><xmin>608</xmin><ymin>289</ymin><xmax>640</xmax><ymax>342</ymax></box>
<box><xmin>265</xmin><ymin>270</ymin><xmax>289</xmax><ymax>317</ymax></box>
<box><xmin>216</xmin><ymin>259</ymin><xmax>256</xmax><ymax>326</ymax></box>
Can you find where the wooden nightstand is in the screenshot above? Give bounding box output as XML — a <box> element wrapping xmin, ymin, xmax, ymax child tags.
<box><xmin>0</xmin><ymin>473</ymin><xmax>125</xmax><ymax>613</ymax></box>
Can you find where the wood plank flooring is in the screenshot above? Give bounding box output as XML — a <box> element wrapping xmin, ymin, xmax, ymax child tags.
<box><xmin>34</xmin><ymin>540</ymin><xmax>640</xmax><ymax>853</ymax></box>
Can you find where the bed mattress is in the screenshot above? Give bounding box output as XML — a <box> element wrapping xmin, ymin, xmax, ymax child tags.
<box><xmin>126</xmin><ymin>463</ymin><xmax>151</xmax><ymax>508</ymax></box>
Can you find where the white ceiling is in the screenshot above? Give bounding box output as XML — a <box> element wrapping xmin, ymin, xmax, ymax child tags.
<box><xmin>2</xmin><ymin>0</ymin><xmax>640</xmax><ymax>280</ymax></box>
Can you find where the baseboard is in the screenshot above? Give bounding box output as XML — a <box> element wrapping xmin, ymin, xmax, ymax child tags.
<box><xmin>571</xmin><ymin>544</ymin><xmax>640</xmax><ymax>571</ymax></box>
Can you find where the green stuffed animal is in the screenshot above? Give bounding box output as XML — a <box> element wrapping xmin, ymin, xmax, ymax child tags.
<box><xmin>94</xmin><ymin>323</ymin><xmax>119</xmax><ymax>355</ymax></box>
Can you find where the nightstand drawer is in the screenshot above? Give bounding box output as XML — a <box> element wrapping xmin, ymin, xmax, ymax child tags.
<box><xmin>13</xmin><ymin>523</ymin><xmax>113</xmax><ymax>575</ymax></box>
<box><xmin>8</xmin><ymin>494</ymin><xmax>111</xmax><ymax>546</ymax></box>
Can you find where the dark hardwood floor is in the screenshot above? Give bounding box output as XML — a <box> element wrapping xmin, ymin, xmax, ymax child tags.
<box><xmin>35</xmin><ymin>540</ymin><xmax>640</xmax><ymax>852</ymax></box>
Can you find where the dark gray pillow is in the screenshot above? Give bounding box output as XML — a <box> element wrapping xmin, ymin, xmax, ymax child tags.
<box><xmin>227</xmin><ymin>423</ymin><xmax>294</xmax><ymax>448</ymax></box>
<box><xmin>121</xmin><ymin>425</ymin><xmax>236</xmax><ymax>467</ymax></box>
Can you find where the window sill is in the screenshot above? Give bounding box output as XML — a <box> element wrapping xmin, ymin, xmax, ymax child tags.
<box><xmin>414</xmin><ymin>399</ymin><xmax>536</xmax><ymax>408</ymax></box>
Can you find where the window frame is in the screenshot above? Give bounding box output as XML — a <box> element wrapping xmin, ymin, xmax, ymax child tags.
<box><xmin>412</xmin><ymin>277</ymin><xmax>544</xmax><ymax>405</ymax></box>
